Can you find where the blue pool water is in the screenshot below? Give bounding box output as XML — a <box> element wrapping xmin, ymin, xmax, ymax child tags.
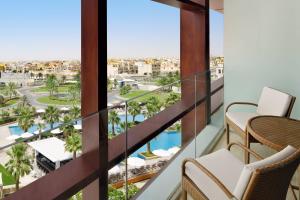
<box><xmin>9</xmin><ymin>114</ymin><xmax>181</xmax><ymax>157</ymax></box>
<box><xmin>109</xmin><ymin>114</ymin><xmax>181</xmax><ymax>157</ymax></box>
<box><xmin>130</xmin><ymin>130</ymin><xmax>181</xmax><ymax>157</ymax></box>
<box><xmin>9</xmin><ymin>122</ymin><xmax>62</xmax><ymax>135</ymax></box>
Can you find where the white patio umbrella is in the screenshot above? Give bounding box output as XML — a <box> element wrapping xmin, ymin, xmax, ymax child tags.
<box><xmin>50</xmin><ymin>128</ymin><xmax>63</xmax><ymax>135</ymax></box>
<box><xmin>33</xmin><ymin>129</ymin><xmax>46</xmax><ymax>135</ymax></box>
<box><xmin>74</xmin><ymin>124</ymin><xmax>82</xmax><ymax>130</ymax></box>
<box><xmin>107</xmin><ymin>103</ymin><xmax>113</xmax><ymax>107</ymax></box>
<box><xmin>20</xmin><ymin>132</ymin><xmax>34</xmax><ymax>138</ymax></box>
<box><xmin>127</xmin><ymin>157</ymin><xmax>146</xmax><ymax>167</ymax></box>
<box><xmin>168</xmin><ymin>146</ymin><xmax>180</xmax><ymax>155</ymax></box>
<box><xmin>109</xmin><ymin>165</ymin><xmax>121</xmax><ymax>174</ymax></box>
<box><xmin>60</xmin><ymin>107</ymin><xmax>70</xmax><ymax>112</ymax></box>
<box><xmin>153</xmin><ymin>149</ymin><xmax>171</xmax><ymax>157</ymax></box>
<box><xmin>36</xmin><ymin>109</ymin><xmax>45</xmax><ymax>114</ymax></box>
<box><xmin>6</xmin><ymin>135</ymin><xmax>21</xmax><ymax>140</ymax></box>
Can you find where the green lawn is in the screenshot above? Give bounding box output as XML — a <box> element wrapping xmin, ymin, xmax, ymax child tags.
<box><xmin>32</xmin><ymin>85</ymin><xmax>72</xmax><ymax>93</ymax></box>
<box><xmin>121</xmin><ymin>90</ymin><xmax>169</xmax><ymax>103</ymax></box>
<box><xmin>0</xmin><ymin>164</ymin><xmax>16</xmax><ymax>186</ymax></box>
<box><xmin>0</xmin><ymin>98</ymin><xmax>19</xmax><ymax>108</ymax></box>
<box><xmin>37</xmin><ymin>96</ymin><xmax>80</xmax><ymax>106</ymax></box>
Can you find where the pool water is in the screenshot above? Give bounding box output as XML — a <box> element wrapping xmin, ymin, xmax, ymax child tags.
<box><xmin>9</xmin><ymin>122</ymin><xmax>62</xmax><ymax>135</ymax></box>
<box><xmin>109</xmin><ymin>114</ymin><xmax>181</xmax><ymax>157</ymax></box>
<box><xmin>130</xmin><ymin>130</ymin><xmax>181</xmax><ymax>157</ymax></box>
<box><xmin>9</xmin><ymin>114</ymin><xmax>181</xmax><ymax>157</ymax></box>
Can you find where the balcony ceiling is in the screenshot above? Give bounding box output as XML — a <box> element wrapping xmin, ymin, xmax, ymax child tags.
<box><xmin>210</xmin><ymin>0</ymin><xmax>223</xmax><ymax>13</ymax></box>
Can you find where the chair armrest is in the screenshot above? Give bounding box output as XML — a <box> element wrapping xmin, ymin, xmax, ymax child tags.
<box><xmin>227</xmin><ymin>142</ymin><xmax>263</xmax><ymax>160</ymax></box>
<box><xmin>225</xmin><ymin>102</ymin><xmax>258</xmax><ymax>112</ymax></box>
<box><xmin>182</xmin><ymin>158</ymin><xmax>235</xmax><ymax>199</ymax></box>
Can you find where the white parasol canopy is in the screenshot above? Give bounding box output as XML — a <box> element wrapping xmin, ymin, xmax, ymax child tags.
<box><xmin>107</xmin><ymin>103</ymin><xmax>113</xmax><ymax>107</ymax></box>
<box><xmin>168</xmin><ymin>146</ymin><xmax>180</xmax><ymax>155</ymax></box>
<box><xmin>50</xmin><ymin>128</ymin><xmax>63</xmax><ymax>135</ymax></box>
<box><xmin>6</xmin><ymin>135</ymin><xmax>21</xmax><ymax>140</ymax></box>
<box><xmin>60</xmin><ymin>107</ymin><xmax>70</xmax><ymax>111</ymax></box>
<box><xmin>20</xmin><ymin>132</ymin><xmax>34</xmax><ymax>138</ymax></box>
<box><xmin>109</xmin><ymin>165</ymin><xmax>121</xmax><ymax>174</ymax></box>
<box><xmin>127</xmin><ymin>157</ymin><xmax>146</xmax><ymax>167</ymax></box>
<box><xmin>153</xmin><ymin>149</ymin><xmax>171</xmax><ymax>157</ymax></box>
<box><xmin>36</xmin><ymin>109</ymin><xmax>45</xmax><ymax>113</ymax></box>
<box><xmin>34</xmin><ymin>129</ymin><xmax>46</xmax><ymax>135</ymax></box>
<box><xmin>74</xmin><ymin>124</ymin><xmax>82</xmax><ymax>130</ymax></box>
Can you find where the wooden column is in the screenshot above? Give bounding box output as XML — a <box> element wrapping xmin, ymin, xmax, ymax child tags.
<box><xmin>82</xmin><ymin>0</ymin><xmax>108</xmax><ymax>199</ymax></box>
<box><xmin>180</xmin><ymin>0</ymin><xmax>210</xmax><ymax>145</ymax></box>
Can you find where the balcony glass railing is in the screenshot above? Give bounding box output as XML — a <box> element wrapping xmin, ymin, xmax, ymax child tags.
<box><xmin>3</xmin><ymin>71</ymin><xmax>224</xmax><ymax>200</ymax></box>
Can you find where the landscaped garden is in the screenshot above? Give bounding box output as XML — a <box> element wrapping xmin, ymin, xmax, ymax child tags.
<box><xmin>32</xmin><ymin>85</ymin><xmax>70</xmax><ymax>93</ymax></box>
<box><xmin>121</xmin><ymin>89</ymin><xmax>170</xmax><ymax>103</ymax></box>
<box><xmin>33</xmin><ymin>74</ymin><xmax>81</xmax><ymax>106</ymax></box>
<box><xmin>36</xmin><ymin>96</ymin><xmax>80</xmax><ymax>106</ymax></box>
<box><xmin>0</xmin><ymin>164</ymin><xmax>16</xmax><ymax>186</ymax></box>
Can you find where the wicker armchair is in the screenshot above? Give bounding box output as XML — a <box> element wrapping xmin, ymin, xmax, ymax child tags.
<box><xmin>182</xmin><ymin>143</ymin><xmax>300</xmax><ymax>200</ymax></box>
<box><xmin>225</xmin><ymin>87</ymin><xmax>296</xmax><ymax>148</ymax></box>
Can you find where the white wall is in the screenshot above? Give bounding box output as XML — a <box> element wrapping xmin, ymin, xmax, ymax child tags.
<box><xmin>224</xmin><ymin>0</ymin><xmax>300</xmax><ymax>118</ymax></box>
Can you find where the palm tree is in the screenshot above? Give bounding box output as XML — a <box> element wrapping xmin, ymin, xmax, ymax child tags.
<box><xmin>20</xmin><ymin>95</ymin><xmax>28</xmax><ymax>107</ymax></box>
<box><xmin>37</xmin><ymin>123</ymin><xmax>45</xmax><ymax>140</ymax></box>
<box><xmin>128</xmin><ymin>101</ymin><xmax>141</xmax><ymax>124</ymax></box>
<box><xmin>113</xmin><ymin>79</ymin><xmax>118</xmax><ymax>89</ymax></box>
<box><xmin>108</xmin><ymin>110</ymin><xmax>120</xmax><ymax>136</ymax></box>
<box><xmin>62</xmin><ymin>114</ymin><xmax>75</xmax><ymax>137</ymax></box>
<box><xmin>45</xmin><ymin>74</ymin><xmax>59</xmax><ymax>98</ymax></box>
<box><xmin>43</xmin><ymin>106</ymin><xmax>60</xmax><ymax>129</ymax></box>
<box><xmin>165</xmin><ymin>92</ymin><xmax>180</xmax><ymax>107</ymax></box>
<box><xmin>17</xmin><ymin>106</ymin><xmax>35</xmax><ymax>133</ymax></box>
<box><xmin>5</xmin><ymin>82</ymin><xmax>17</xmax><ymax>99</ymax></box>
<box><xmin>119</xmin><ymin>121</ymin><xmax>134</xmax><ymax>132</ymax></box>
<box><xmin>61</xmin><ymin>75</ymin><xmax>67</xmax><ymax>85</ymax></box>
<box><xmin>0</xmin><ymin>95</ymin><xmax>5</xmax><ymax>106</ymax></box>
<box><xmin>65</xmin><ymin>131</ymin><xmax>82</xmax><ymax>160</ymax></box>
<box><xmin>37</xmin><ymin>72</ymin><xmax>43</xmax><ymax>80</ymax></box>
<box><xmin>68</xmin><ymin>85</ymin><xmax>80</xmax><ymax>105</ymax></box>
<box><xmin>70</xmin><ymin>106</ymin><xmax>81</xmax><ymax>124</ymax></box>
<box><xmin>145</xmin><ymin>97</ymin><xmax>162</xmax><ymax>118</ymax></box>
<box><xmin>5</xmin><ymin>143</ymin><xmax>33</xmax><ymax>190</ymax></box>
<box><xmin>144</xmin><ymin>97</ymin><xmax>162</xmax><ymax>154</ymax></box>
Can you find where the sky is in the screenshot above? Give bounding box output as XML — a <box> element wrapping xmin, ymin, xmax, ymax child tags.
<box><xmin>0</xmin><ymin>0</ymin><xmax>223</xmax><ymax>61</ymax></box>
<box><xmin>0</xmin><ymin>0</ymin><xmax>81</xmax><ymax>61</ymax></box>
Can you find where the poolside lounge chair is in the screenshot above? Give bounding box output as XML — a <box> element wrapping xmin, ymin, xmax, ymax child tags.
<box><xmin>182</xmin><ymin>143</ymin><xmax>300</xmax><ymax>200</ymax></box>
<box><xmin>225</xmin><ymin>87</ymin><xmax>296</xmax><ymax>145</ymax></box>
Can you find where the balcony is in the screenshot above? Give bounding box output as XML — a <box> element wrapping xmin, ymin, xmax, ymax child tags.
<box><xmin>2</xmin><ymin>0</ymin><xmax>300</xmax><ymax>199</ymax></box>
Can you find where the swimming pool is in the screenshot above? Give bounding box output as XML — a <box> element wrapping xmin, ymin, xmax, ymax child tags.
<box><xmin>9</xmin><ymin>114</ymin><xmax>181</xmax><ymax>157</ymax></box>
<box><xmin>130</xmin><ymin>130</ymin><xmax>181</xmax><ymax>157</ymax></box>
<box><xmin>9</xmin><ymin>122</ymin><xmax>62</xmax><ymax>135</ymax></box>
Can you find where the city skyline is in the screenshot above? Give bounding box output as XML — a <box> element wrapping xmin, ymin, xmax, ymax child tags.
<box><xmin>0</xmin><ymin>0</ymin><xmax>223</xmax><ymax>61</ymax></box>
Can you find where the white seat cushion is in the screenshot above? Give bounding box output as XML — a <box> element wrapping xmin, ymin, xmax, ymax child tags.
<box><xmin>226</xmin><ymin>112</ymin><xmax>258</xmax><ymax>131</ymax></box>
<box><xmin>185</xmin><ymin>149</ymin><xmax>244</xmax><ymax>200</ymax></box>
<box><xmin>233</xmin><ymin>145</ymin><xmax>297</xmax><ymax>199</ymax></box>
<box><xmin>257</xmin><ymin>87</ymin><xmax>292</xmax><ymax>116</ymax></box>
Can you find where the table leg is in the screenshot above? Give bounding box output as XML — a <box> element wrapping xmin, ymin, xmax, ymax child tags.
<box><xmin>245</xmin><ymin>131</ymin><xmax>250</xmax><ymax>164</ymax></box>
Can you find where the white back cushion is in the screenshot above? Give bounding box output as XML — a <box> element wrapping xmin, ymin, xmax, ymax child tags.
<box><xmin>233</xmin><ymin>145</ymin><xmax>297</xmax><ymax>199</ymax></box>
<box><xmin>257</xmin><ymin>87</ymin><xmax>292</xmax><ymax>116</ymax></box>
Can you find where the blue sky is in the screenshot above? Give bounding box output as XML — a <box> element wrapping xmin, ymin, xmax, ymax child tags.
<box><xmin>0</xmin><ymin>0</ymin><xmax>223</xmax><ymax>61</ymax></box>
<box><xmin>108</xmin><ymin>0</ymin><xmax>224</xmax><ymax>58</ymax></box>
<box><xmin>0</xmin><ymin>0</ymin><xmax>81</xmax><ymax>61</ymax></box>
